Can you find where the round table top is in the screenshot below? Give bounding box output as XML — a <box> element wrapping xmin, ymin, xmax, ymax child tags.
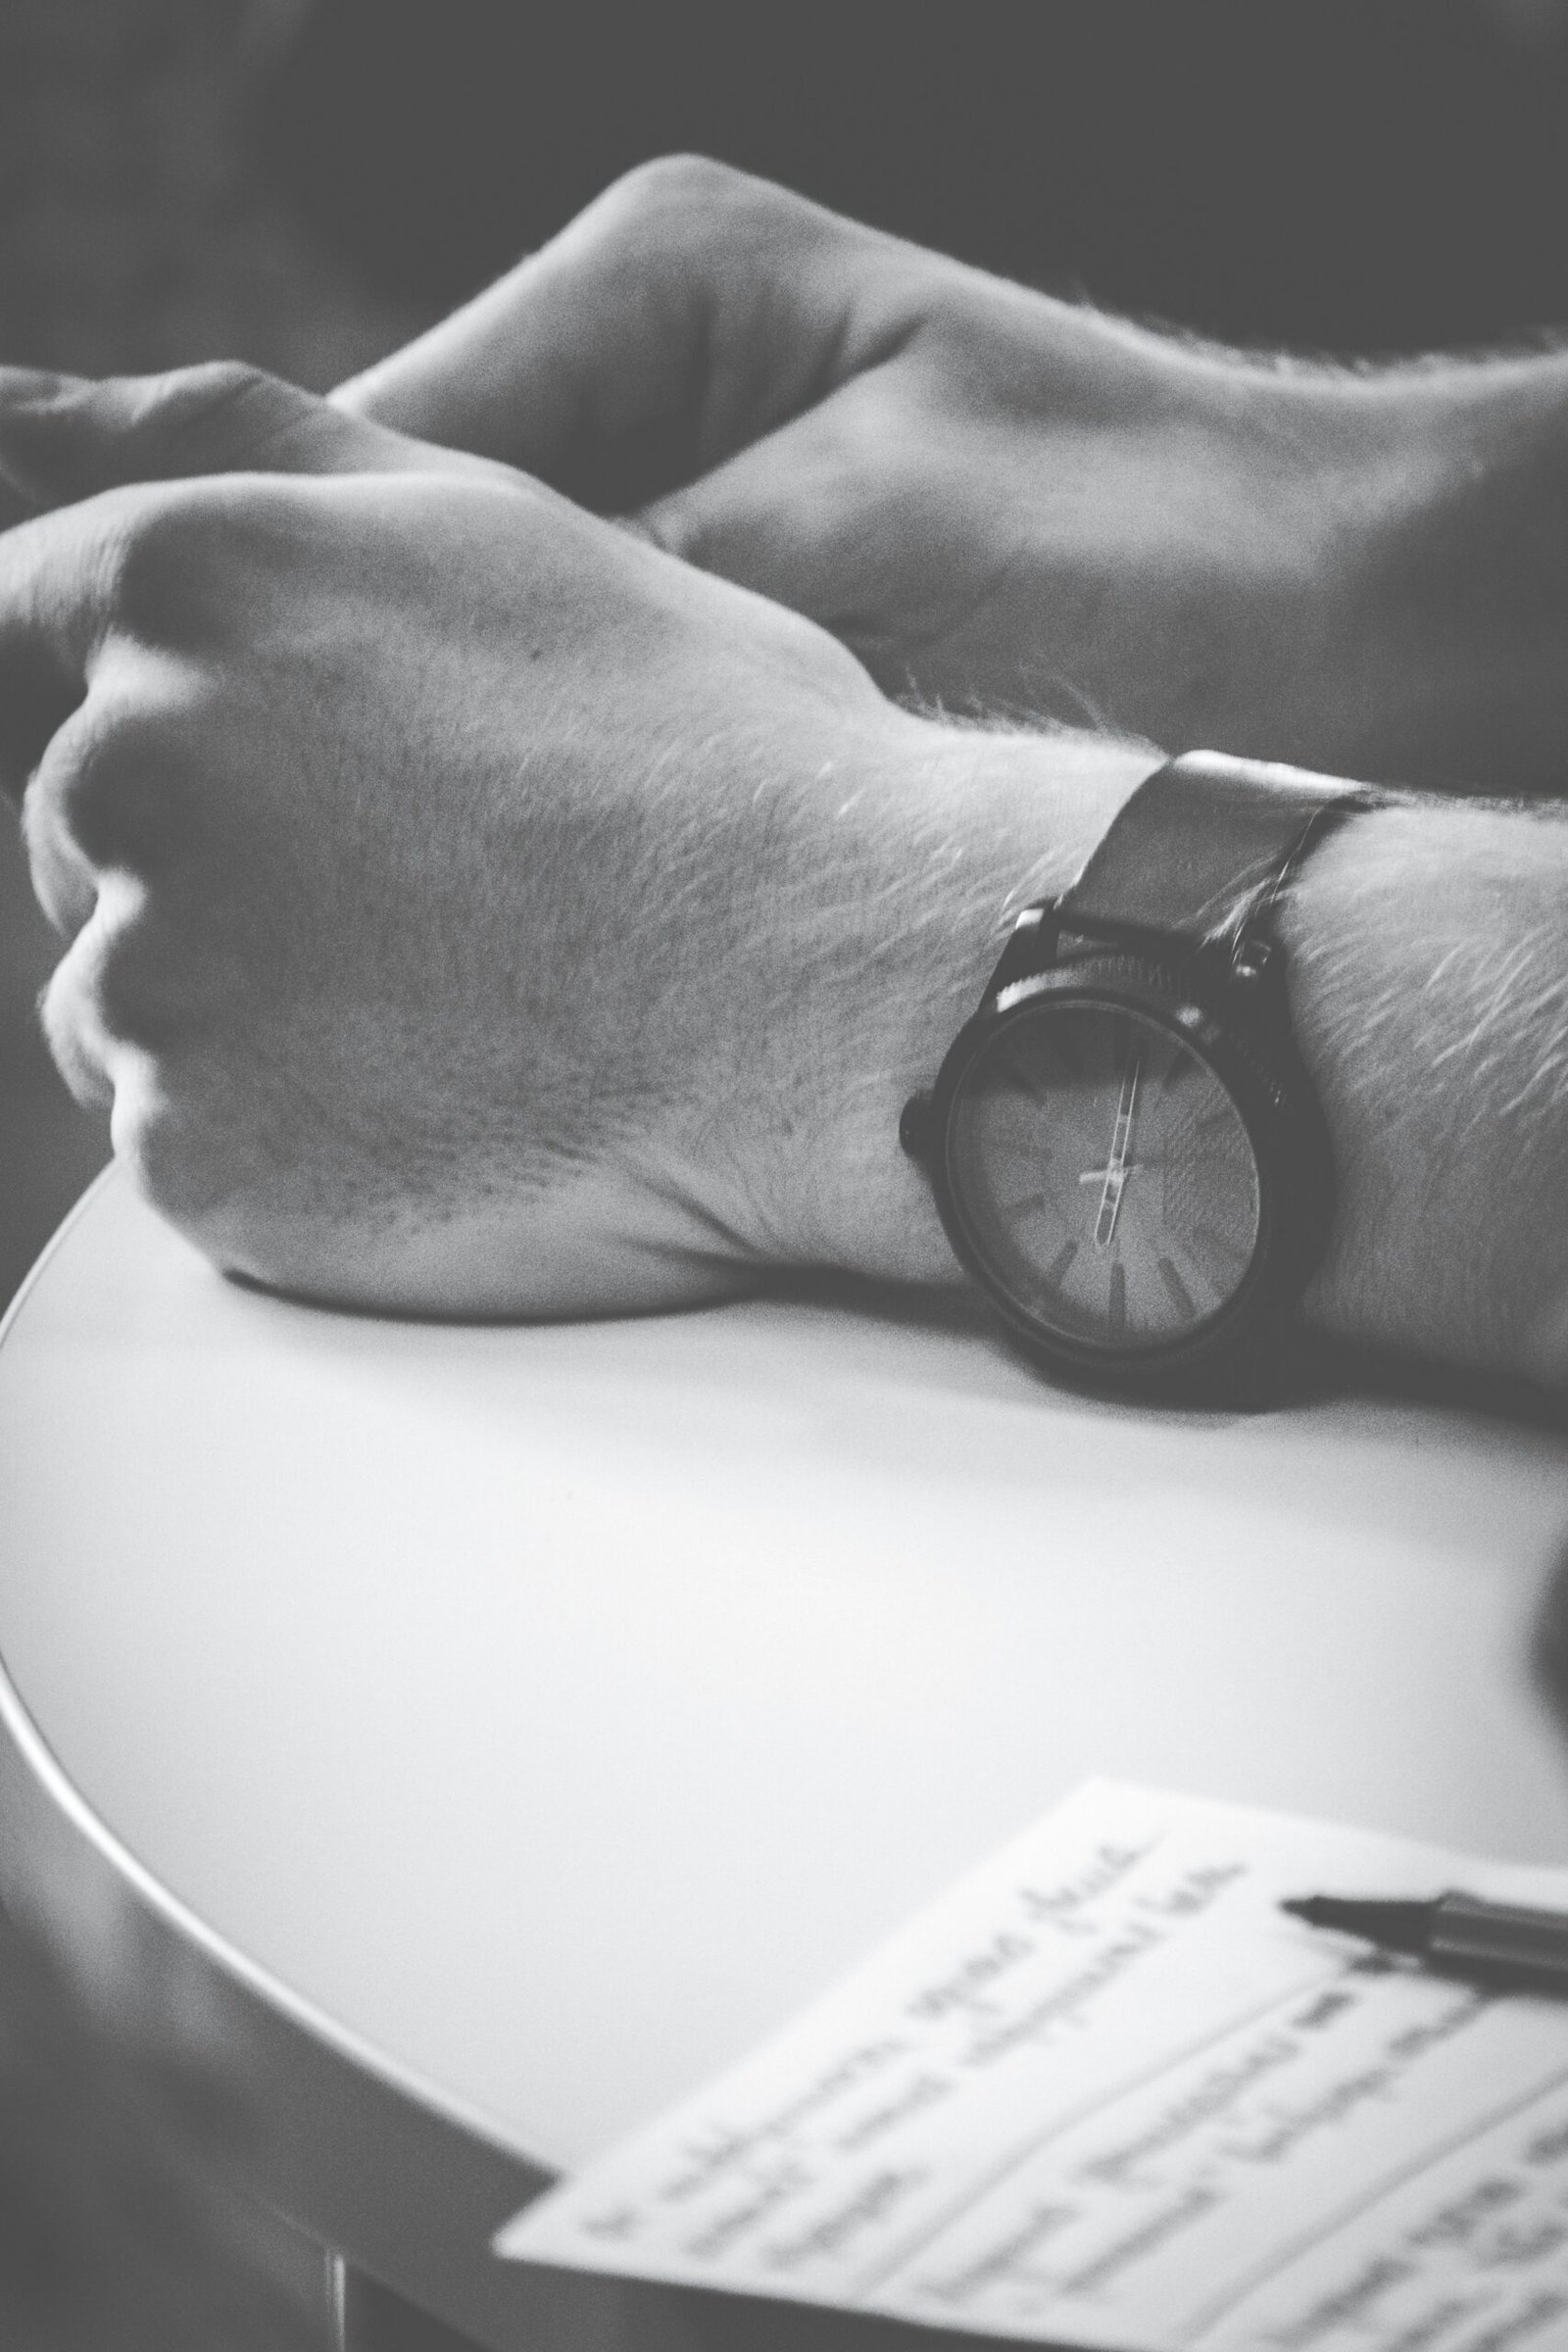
<box><xmin>4</xmin><ymin>1171</ymin><xmax>1568</xmax><ymax>2344</ymax></box>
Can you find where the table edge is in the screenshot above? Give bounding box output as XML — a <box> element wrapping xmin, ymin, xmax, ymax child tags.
<box><xmin>0</xmin><ymin>1171</ymin><xmax>573</xmax><ymax>2344</ymax></box>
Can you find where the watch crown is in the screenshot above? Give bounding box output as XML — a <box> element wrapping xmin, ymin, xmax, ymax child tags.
<box><xmin>900</xmin><ymin>1093</ymin><xmax>934</xmax><ymax>1162</ymax></box>
<box><xmin>1231</xmin><ymin>934</ymin><xmax>1275</xmax><ymax>983</ymax></box>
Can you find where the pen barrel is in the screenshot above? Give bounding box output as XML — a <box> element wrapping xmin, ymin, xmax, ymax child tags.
<box><xmin>1430</xmin><ymin>1892</ymin><xmax>1568</xmax><ymax>1985</ymax></box>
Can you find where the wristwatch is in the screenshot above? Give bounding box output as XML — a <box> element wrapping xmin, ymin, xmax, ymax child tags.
<box><xmin>901</xmin><ymin>751</ymin><xmax>1381</xmax><ymax>1399</ymax></box>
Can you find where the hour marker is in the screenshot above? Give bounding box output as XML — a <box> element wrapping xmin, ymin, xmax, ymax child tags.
<box><xmin>1045</xmin><ymin>1240</ymin><xmax>1079</xmax><ymax>1289</ymax></box>
<box><xmin>1107</xmin><ymin>1262</ymin><xmax>1127</xmax><ymax>1334</ymax></box>
<box><xmin>1158</xmin><ymin>1255</ymin><xmax>1197</xmax><ymax>1319</ymax></box>
<box><xmin>1001</xmin><ymin>1051</ymin><xmax>1050</xmax><ymax>1105</ymax></box>
<box><xmin>1192</xmin><ymin>1223</ymin><xmax>1250</xmax><ymax>1276</ymax></box>
<box><xmin>1048</xmin><ymin>1026</ymin><xmax>1084</xmax><ymax>1079</ymax></box>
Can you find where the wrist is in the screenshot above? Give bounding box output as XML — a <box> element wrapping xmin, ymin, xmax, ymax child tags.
<box><xmin>926</xmin><ymin>315</ymin><xmax>1425</xmax><ymax>784</ymax></box>
<box><xmin>1330</xmin><ymin>353</ymin><xmax>1568</xmax><ymax>794</ymax></box>
<box><xmin>1077</xmin><ymin>348</ymin><xmax>1465</xmax><ymax>784</ymax></box>
<box><xmin>710</xmin><ymin>713</ymin><xmax>1160</xmax><ymax>1288</ymax></box>
<box><xmin>1006</xmin><ymin>331</ymin><xmax>1568</xmax><ymax>797</ymax></box>
<box><xmin>719</xmin><ymin>712</ymin><xmax>1568</xmax><ymax>1388</ymax></box>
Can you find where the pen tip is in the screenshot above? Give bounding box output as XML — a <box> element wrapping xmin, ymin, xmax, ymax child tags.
<box><xmin>1278</xmin><ymin>1893</ymin><xmax>1434</xmax><ymax>1953</ymax></box>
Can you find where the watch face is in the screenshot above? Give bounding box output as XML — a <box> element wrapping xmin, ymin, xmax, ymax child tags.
<box><xmin>945</xmin><ymin>994</ymin><xmax>1263</xmax><ymax>1359</ymax></box>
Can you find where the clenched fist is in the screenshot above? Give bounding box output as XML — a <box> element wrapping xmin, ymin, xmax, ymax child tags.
<box><xmin>0</xmin><ymin>364</ymin><xmax>1150</xmax><ymax>1314</ymax></box>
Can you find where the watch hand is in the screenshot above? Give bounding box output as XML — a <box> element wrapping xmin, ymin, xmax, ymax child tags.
<box><xmin>1094</xmin><ymin>1049</ymin><xmax>1143</xmax><ymax>1249</ymax></box>
<box><xmin>1093</xmin><ymin>1166</ymin><xmax>1127</xmax><ymax>1250</ymax></box>
<box><xmin>1079</xmin><ymin>1158</ymin><xmax>1164</xmax><ymax>1183</ymax></box>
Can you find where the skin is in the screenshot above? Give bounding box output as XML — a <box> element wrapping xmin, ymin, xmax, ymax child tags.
<box><xmin>1</xmin><ymin>160</ymin><xmax>1563</xmax><ymax>2347</ymax></box>
<box><xmin>0</xmin><ymin>364</ymin><xmax>1153</xmax><ymax>1316</ymax></box>
<box><xmin>0</xmin><ymin>166</ymin><xmax>1566</xmax><ymax>1383</ymax></box>
<box><xmin>337</xmin><ymin>157</ymin><xmax>1568</xmax><ymax>796</ymax></box>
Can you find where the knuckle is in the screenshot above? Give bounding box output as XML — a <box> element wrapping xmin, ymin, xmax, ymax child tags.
<box><xmin>37</xmin><ymin>694</ymin><xmax>192</xmax><ymax>875</ymax></box>
<box><xmin>89</xmin><ymin>926</ymin><xmax>179</xmax><ymax>1052</ymax></box>
<box><xmin>5</xmin><ymin>365</ymin><xmax>292</xmax><ymax>501</ymax></box>
<box><xmin>112</xmin><ymin>1087</ymin><xmax>210</xmax><ymax>1228</ymax></box>
<box><xmin>104</xmin><ymin>481</ymin><xmax>273</xmax><ymax>645</ymax></box>
<box><xmin>37</xmin><ymin>956</ymin><xmax>112</xmax><ymax>1109</ymax></box>
<box><xmin>52</xmin><ymin>890</ymin><xmax>188</xmax><ymax>1054</ymax></box>
<box><xmin>151</xmin><ymin>358</ymin><xmax>272</xmax><ymax>411</ymax></box>
<box><xmin>612</xmin><ymin>150</ymin><xmax>742</xmax><ymax>206</ymax></box>
<box><xmin>593</xmin><ymin>152</ymin><xmax>759</xmax><ymax>240</ymax></box>
<box><xmin>131</xmin><ymin>361</ymin><xmax>291</xmax><ymax>466</ymax></box>
<box><xmin>577</xmin><ymin>155</ymin><xmax>834</xmax><ymax>304</ymax></box>
<box><xmin>104</xmin><ymin>495</ymin><xmax>214</xmax><ymax>638</ymax></box>
<box><xmin>42</xmin><ymin>706</ymin><xmax>123</xmax><ymax>849</ymax></box>
<box><xmin>20</xmin><ymin>783</ymin><xmax>94</xmax><ymax>937</ymax></box>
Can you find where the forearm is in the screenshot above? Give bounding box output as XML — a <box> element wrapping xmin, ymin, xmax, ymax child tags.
<box><xmin>7</xmin><ymin>348</ymin><xmax>1564</xmax><ymax>1376</ymax></box>
<box><xmin>772</xmin><ymin>720</ymin><xmax>1568</xmax><ymax>1386</ymax></box>
<box><xmin>1281</xmin><ymin>343</ymin><xmax>1568</xmax><ymax>796</ymax></box>
<box><xmin>1286</xmin><ymin>797</ymin><xmax>1568</xmax><ymax>1381</ymax></box>
<box><xmin>331</xmin><ymin>149</ymin><xmax>1568</xmax><ymax>802</ymax></box>
<box><xmin>977</xmin><ymin>322</ymin><xmax>1568</xmax><ymax>797</ymax></box>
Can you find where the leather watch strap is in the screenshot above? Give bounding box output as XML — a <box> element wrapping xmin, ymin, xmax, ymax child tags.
<box><xmin>1057</xmin><ymin>750</ymin><xmax>1376</xmax><ymax>951</ymax></box>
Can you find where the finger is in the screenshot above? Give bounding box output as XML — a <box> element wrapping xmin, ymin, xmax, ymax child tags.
<box><xmin>631</xmin><ymin>383</ymin><xmax>930</xmax><ymax>676</ymax></box>
<box><xmin>14</xmin><ymin>682</ymin><xmax>151</xmax><ymax>943</ymax></box>
<box><xmin>333</xmin><ymin>155</ymin><xmax>896</xmax><ymax>512</ymax></box>
<box><xmin>22</xmin><ymin>670</ymin><xmax>199</xmax><ymax>915</ymax></box>
<box><xmin>0</xmin><ymin>496</ymin><xmax>124</xmax><ymax>806</ymax></box>
<box><xmin>0</xmin><ymin>467</ymin><xmax>32</xmax><ymax>532</ymax></box>
<box><xmin>20</xmin><ymin>760</ymin><xmax>97</xmax><ymax>936</ymax></box>
<box><xmin>0</xmin><ymin>361</ymin><xmax>508</xmax><ymax>512</ymax></box>
<box><xmin>34</xmin><ymin>883</ymin><xmax>178</xmax><ymax>1126</ymax></box>
<box><xmin>37</xmin><ymin>908</ymin><xmax>120</xmax><ymax>1109</ymax></box>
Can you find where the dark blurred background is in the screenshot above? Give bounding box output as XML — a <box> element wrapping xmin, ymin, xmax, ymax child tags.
<box><xmin>266</xmin><ymin>0</ymin><xmax>1568</xmax><ymax>351</ymax></box>
<box><xmin>7</xmin><ymin>0</ymin><xmax>1568</xmax><ymax>1319</ymax></box>
<box><xmin>3</xmin><ymin>0</ymin><xmax>1568</xmax><ymax>2336</ymax></box>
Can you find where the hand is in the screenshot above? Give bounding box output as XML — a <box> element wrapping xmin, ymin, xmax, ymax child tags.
<box><xmin>0</xmin><ymin>362</ymin><xmax>1151</xmax><ymax>1314</ymax></box>
<box><xmin>334</xmin><ymin>157</ymin><xmax>1568</xmax><ymax>794</ymax></box>
<box><xmin>7</xmin><ymin>365</ymin><xmax>1565</xmax><ymax>1386</ymax></box>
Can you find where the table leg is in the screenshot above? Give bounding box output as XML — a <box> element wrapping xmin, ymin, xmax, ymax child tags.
<box><xmin>328</xmin><ymin>2254</ymin><xmax>489</xmax><ymax>2352</ymax></box>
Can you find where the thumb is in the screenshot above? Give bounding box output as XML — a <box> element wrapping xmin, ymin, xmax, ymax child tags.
<box><xmin>0</xmin><ymin>362</ymin><xmax>509</xmax><ymax>510</ymax></box>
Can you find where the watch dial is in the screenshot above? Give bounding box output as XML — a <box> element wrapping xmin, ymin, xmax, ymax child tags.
<box><xmin>949</xmin><ymin>1000</ymin><xmax>1262</xmax><ymax>1354</ymax></box>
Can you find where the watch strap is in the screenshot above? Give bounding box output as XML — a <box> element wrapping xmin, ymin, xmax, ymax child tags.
<box><xmin>1054</xmin><ymin>750</ymin><xmax>1378</xmax><ymax>953</ymax></box>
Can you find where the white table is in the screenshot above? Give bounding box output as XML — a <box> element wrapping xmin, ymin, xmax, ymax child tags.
<box><xmin>3</xmin><ymin>1170</ymin><xmax>1568</xmax><ymax>2347</ymax></box>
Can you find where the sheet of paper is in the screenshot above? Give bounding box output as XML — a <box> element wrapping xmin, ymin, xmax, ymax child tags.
<box><xmin>495</xmin><ymin>1783</ymin><xmax>1568</xmax><ymax>2352</ymax></box>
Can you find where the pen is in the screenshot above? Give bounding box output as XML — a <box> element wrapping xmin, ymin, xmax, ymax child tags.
<box><xmin>1282</xmin><ymin>1890</ymin><xmax>1568</xmax><ymax>1990</ymax></box>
